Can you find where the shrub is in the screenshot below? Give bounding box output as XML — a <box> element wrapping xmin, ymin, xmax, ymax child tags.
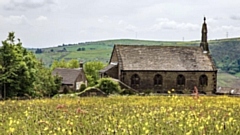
<box><xmin>79</xmin><ymin>83</ymin><xmax>87</xmax><ymax>92</ymax></box>
<box><xmin>97</xmin><ymin>78</ymin><xmax>121</xmax><ymax>94</ymax></box>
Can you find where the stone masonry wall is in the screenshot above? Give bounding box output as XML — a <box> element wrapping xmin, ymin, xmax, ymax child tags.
<box><xmin>121</xmin><ymin>71</ymin><xmax>216</xmax><ymax>94</ymax></box>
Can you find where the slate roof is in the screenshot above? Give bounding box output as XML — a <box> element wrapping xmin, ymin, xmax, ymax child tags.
<box><xmin>52</xmin><ymin>68</ymin><xmax>83</xmax><ymax>85</ymax></box>
<box><xmin>114</xmin><ymin>45</ymin><xmax>216</xmax><ymax>71</ymax></box>
<box><xmin>216</xmin><ymin>87</ymin><xmax>240</xmax><ymax>95</ymax></box>
<box><xmin>99</xmin><ymin>63</ymin><xmax>117</xmax><ymax>73</ymax></box>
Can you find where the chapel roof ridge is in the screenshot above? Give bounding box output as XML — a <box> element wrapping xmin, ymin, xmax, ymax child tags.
<box><xmin>114</xmin><ymin>44</ymin><xmax>199</xmax><ymax>48</ymax></box>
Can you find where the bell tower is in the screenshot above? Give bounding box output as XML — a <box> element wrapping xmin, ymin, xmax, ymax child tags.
<box><xmin>200</xmin><ymin>17</ymin><xmax>209</xmax><ymax>53</ymax></box>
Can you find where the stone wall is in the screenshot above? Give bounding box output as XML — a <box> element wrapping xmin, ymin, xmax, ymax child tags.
<box><xmin>74</xmin><ymin>72</ymin><xmax>88</xmax><ymax>90</ymax></box>
<box><xmin>104</xmin><ymin>66</ymin><xmax>119</xmax><ymax>79</ymax></box>
<box><xmin>121</xmin><ymin>71</ymin><xmax>217</xmax><ymax>94</ymax></box>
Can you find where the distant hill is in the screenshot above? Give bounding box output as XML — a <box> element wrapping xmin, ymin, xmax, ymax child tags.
<box><xmin>30</xmin><ymin>39</ymin><xmax>200</xmax><ymax>66</ymax></box>
<box><xmin>29</xmin><ymin>38</ymin><xmax>240</xmax><ymax>87</ymax></box>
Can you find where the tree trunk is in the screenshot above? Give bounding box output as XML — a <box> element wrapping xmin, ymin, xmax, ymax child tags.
<box><xmin>4</xmin><ymin>83</ymin><xmax>6</xmax><ymax>100</ymax></box>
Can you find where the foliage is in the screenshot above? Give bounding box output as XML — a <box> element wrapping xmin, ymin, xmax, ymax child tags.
<box><xmin>96</xmin><ymin>78</ymin><xmax>121</xmax><ymax>94</ymax></box>
<box><xmin>35</xmin><ymin>48</ymin><xmax>43</xmax><ymax>54</ymax></box>
<box><xmin>0</xmin><ymin>32</ymin><xmax>61</xmax><ymax>98</ymax></box>
<box><xmin>50</xmin><ymin>59</ymin><xmax>79</xmax><ymax>70</ymax></box>
<box><xmin>33</xmin><ymin>62</ymin><xmax>61</xmax><ymax>97</ymax></box>
<box><xmin>1</xmin><ymin>96</ymin><xmax>240</xmax><ymax>134</ymax></box>
<box><xmin>79</xmin><ymin>83</ymin><xmax>86</xmax><ymax>92</ymax></box>
<box><xmin>210</xmin><ymin>40</ymin><xmax>240</xmax><ymax>75</ymax></box>
<box><xmin>83</xmin><ymin>61</ymin><xmax>106</xmax><ymax>86</ymax></box>
<box><xmin>0</xmin><ymin>32</ymin><xmax>38</xmax><ymax>98</ymax></box>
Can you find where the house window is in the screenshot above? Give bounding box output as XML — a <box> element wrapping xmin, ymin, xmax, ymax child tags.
<box><xmin>154</xmin><ymin>74</ymin><xmax>162</xmax><ymax>85</ymax></box>
<box><xmin>199</xmin><ymin>75</ymin><xmax>208</xmax><ymax>86</ymax></box>
<box><xmin>177</xmin><ymin>74</ymin><xmax>185</xmax><ymax>85</ymax></box>
<box><xmin>131</xmin><ymin>74</ymin><xmax>140</xmax><ymax>86</ymax></box>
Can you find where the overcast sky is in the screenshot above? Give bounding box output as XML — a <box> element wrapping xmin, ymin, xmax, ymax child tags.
<box><xmin>1</xmin><ymin>0</ymin><xmax>240</xmax><ymax>48</ymax></box>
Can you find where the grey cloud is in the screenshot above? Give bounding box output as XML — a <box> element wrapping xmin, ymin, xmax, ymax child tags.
<box><xmin>4</xmin><ymin>0</ymin><xmax>57</xmax><ymax>11</ymax></box>
<box><xmin>230</xmin><ymin>15</ymin><xmax>240</xmax><ymax>20</ymax></box>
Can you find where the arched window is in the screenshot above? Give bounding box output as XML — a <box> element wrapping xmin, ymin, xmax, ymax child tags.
<box><xmin>199</xmin><ymin>75</ymin><xmax>208</xmax><ymax>86</ymax></box>
<box><xmin>177</xmin><ymin>74</ymin><xmax>185</xmax><ymax>85</ymax></box>
<box><xmin>154</xmin><ymin>74</ymin><xmax>162</xmax><ymax>85</ymax></box>
<box><xmin>131</xmin><ymin>74</ymin><xmax>140</xmax><ymax>85</ymax></box>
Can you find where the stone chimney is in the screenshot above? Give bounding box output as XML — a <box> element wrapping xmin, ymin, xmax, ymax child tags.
<box><xmin>79</xmin><ymin>61</ymin><xmax>84</xmax><ymax>68</ymax></box>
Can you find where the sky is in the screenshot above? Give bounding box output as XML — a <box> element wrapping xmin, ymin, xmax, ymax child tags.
<box><xmin>1</xmin><ymin>0</ymin><xmax>240</xmax><ymax>48</ymax></box>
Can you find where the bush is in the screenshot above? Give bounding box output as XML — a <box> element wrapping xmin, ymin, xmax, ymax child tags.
<box><xmin>97</xmin><ymin>78</ymin><xmax>121</xmax><ymax>94</ymax></box>
<box><xmin>79</xmin><ymin>83</ymin><xmax>87</xmax><ymax>92</ymax></box>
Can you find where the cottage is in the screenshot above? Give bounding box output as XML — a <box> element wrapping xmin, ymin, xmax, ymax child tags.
<box><xmin>100</xmin><ymin>18</ymin><xmax>217</xmax><ymax>94</ymax></box>
<box><xmin>52</xmin><ymin>62</ymin><xmax>87</xmax><ymax>93</ymax></box>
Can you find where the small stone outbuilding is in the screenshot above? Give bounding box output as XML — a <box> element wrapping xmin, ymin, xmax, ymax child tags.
<box><xmin>100</xmin><ymin>18</ymin><xmax>217</xmax><ymax>94</ymax></box>
<box><xmin>78</xmin><ymin>88</ymin><xmax>107</xmax><ymax>97</ymax></box>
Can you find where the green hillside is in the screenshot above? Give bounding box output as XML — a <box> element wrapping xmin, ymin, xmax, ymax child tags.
<box><xmin>31</xmin><ymin>39</ymin><xmax>200</xmax><ymax>66</ymax></box>
<box><xmin>30</xmin><ymin>38</ymin><xmax>240</xmax><ymax>87</ymax></box>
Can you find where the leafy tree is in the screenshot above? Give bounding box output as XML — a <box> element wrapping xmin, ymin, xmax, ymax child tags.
<box><xmin>0</xmin><ymin>32</ymin><xmax>38</xmax><ymax>98</ymax></box>
<box><xmin>50</xmin><ymin>59</ymin><xmax>80</xmax><ymax>70</ymax></box>
<box><xmin>0</xmin><ymin>32</ymin><xmax>61</xmax><ymax>99</ymax></box>
<box><xmin>83</xmin><ymin>61</ymin><xmax>106</xmax><ymax>86</ymax></box>
<box><xmin>97</xmin><ymin>78</ymin><xmax>121</xmax><ymax>94</ymax></box>
<box><xmin>35</xmin><ymin>48</ymin><xmax>43</xmax><ymax>54</ymax></box>
<box><xmin>68</xmin><ymin>59</ymin><xmax>79</xmax><ymax>68</ymax></box>
<box><xmin>63</xmin><ymin>47</ymin><xmax>67</xmax><ymax>52</ymax></box>
<box><xmin>33</xmin><ymin>62</ymin><xmax>61</xmax><ymax>97</ymax></box>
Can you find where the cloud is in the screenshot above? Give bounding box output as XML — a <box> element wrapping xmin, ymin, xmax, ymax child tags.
<box><xmin>117</xmin><ymin>20</ymin><xmax>137</xmax><ymax>32</ymax></box>
<box><xmin>36</xmin><ymin>16</ymin><xmax>47</xmax><ymax>21</ymax></box>
<box><xmin>97</xmin><ymin>16</ymin><xmax>110</xmax><ymax>23</ymax></box>
<box><xmin>150</xmin><ymin>18</ymin><xmax>199</xmax><ymax>31</ymax></box>
<box><xmin>230</xmin><ymin>15</ymin><xmax>240</xmax><ymax>20</ymax></box>
<box><xmin>211</xmin><ymin>25</ymin><xmax>240</xmax><ymax>33</ymax></box>
<box><xmin>5</xmin><ymin>15</ymin><xmax>29</xmax><ymax>25</ymax></box>
<box><xmin>4</xmin><ymin>0</ymin><xmax>57</xmax><ymax>11</ymax></box>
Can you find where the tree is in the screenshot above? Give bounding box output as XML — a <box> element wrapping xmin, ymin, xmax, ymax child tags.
<box><xmin>35</xmin><ymin>48</ymin><xmax>43</xmax><ymax>54</ymax></box>
<box><xmin>33</xmin><ymin>62</ymin><xmax>61</xmax><ymax>97</ymax></box>
<box><xmin>0</xmin><ymin>32</ymin><xmax>61</xmax><ymax>99</ymax></box>
<box><xmin>0</xmin><ymin>32</ymin><xmax>38</xmax><ymax>98</ymax></box>
<box><xmin>83</xmin><ymin>61</ymin><xmax>106</xmax><ymax>86</ymax></box>
<box><xmin>67</xmin><ymin>59</ymin><xmax>79</xmax><ymax>68</ymax></box>
<box><xmin>50</xmin><ymin>59</ymin><xmax>79</xmax><ymax>70</ymax></box>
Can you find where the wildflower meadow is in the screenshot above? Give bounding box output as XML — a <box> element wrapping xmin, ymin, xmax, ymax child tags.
<box><xmin>0</xmin><ymin>95</ymin><xmax>240</xmax><ymax>134</ymax></box>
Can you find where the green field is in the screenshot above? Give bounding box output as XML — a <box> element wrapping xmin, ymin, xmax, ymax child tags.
<box><xmin>1</xmin><ymin>96</ymin><xmax>240</xmax><ymax>134</ymax></box>
<box><xmin>217</xmin><ymin>72</ymin><xmax>240</xmax><ymax>88</ymax></box>
<box><xmin>32</xmin><ymin>39</ymin><xmax>200</xmax><ymax>66</ymax></box>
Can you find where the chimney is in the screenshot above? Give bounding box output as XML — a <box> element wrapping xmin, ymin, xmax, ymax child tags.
<box><xmin>79</xmin><ymin>61</ymin><xmax>83</xmax><ymax>68</ymax></box>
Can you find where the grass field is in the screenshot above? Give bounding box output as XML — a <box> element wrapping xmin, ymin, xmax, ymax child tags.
<box><xmin>1</xmin><ymin>95</ymin><xmax>240</xmax><ymax>134</ymax></box>
<box><xmin>217</xmin><ymin>72</ymin><xmax>240</xmax><ymax>88</ymax></box>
